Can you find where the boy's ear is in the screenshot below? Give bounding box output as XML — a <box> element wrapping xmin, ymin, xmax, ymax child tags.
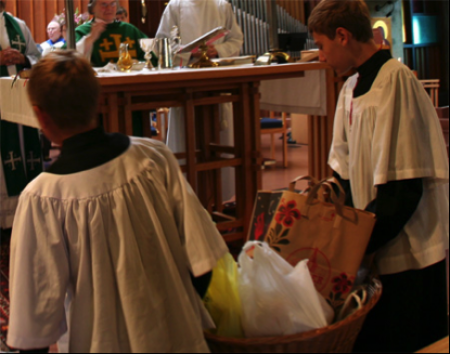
<box><xmin>335</xmin><ymin>27</ymin><xmax>351</xmax><ymax>45</ymax></box>
<box><xmin>32</xmin><ymin>105</ymin><xmax>50</xmax><ymax>129</ymax></box>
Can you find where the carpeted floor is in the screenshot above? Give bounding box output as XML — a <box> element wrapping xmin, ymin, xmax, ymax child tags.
<box><xmin>0</xmin><ymin>231</ymin><xmax>11</xmax><ymax>352</ymax></box>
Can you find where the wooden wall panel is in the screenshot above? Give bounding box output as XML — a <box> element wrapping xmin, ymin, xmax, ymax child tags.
<box><xmin>3</xmin><ymin>0</ymin><xmax>128</xmax><ymax>44</ymax></box>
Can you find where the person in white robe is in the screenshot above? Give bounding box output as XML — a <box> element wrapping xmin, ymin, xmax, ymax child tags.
<box><xmin>156</xmin><ymin>0</ymin><xmax>243</xmax><ymax>202</ymax></box>
<box><xmin>0</xmin><ymin>1</ymin><xmax>41</xmax><ymax>230</ymax></box>
<box><xmin>309</xmin><ymin>1</ymin><xmax>448</xmax><ymax>352</ymax></box>
<box><xmin>6</xmin><ymin>50</ymin><xmax>228</xmax><ymax>353</ymax></box>
<box><xmin>40</xmin><ymin>20</ymin><xmax>66</xmax><ymax>57</ymax></box>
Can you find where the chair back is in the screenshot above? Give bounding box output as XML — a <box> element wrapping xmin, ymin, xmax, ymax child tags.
<box><xmin>420</xmin><ymin>79</ymin><xmax>440</xmax><ymax>107</ymax></box>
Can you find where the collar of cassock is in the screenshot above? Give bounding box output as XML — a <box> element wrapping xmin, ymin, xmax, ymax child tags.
<box><xmin>353</xmin><ymin>49</ymin><xmax>392</xmax><ymax>98</ymax></box>
<box><xmin>48</xmin><ymin>37</ymin><xmax>65</xmax><ymax>45</ymax></box>
<box><xmin>61</xmin><ymin>126</ymin><xmax>109</xmax><ymax>155</ymax></box>
<box><xmin>356</xmin><ymin>49</ymin><xmax>392</xmax><ymax>79</ymax></box>
<box><xmin>48</xmin><ymin>126</ymin><xmax>130</xmax><ymax>175</ymax></box>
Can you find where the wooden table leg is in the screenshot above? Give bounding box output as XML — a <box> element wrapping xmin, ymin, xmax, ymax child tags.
<box><xmin>196</xmin><ymin>104</ymin><xmax>212</xmax><ymax>209</ymax></box>
<box><xmin>184</xmin><ymin>90</ymin><xmax>197</xmax><ymax>191</ymax></box>
<box><xmin>240</xmin><ymin>83</ymin><xmax>258</xmax><ymax>238</ymax></box>
<box><xmin>212</xmin><ymin>103</ymin><xmax>223</xmax><ymax>213</ymax></box>
<box><xmin>105</xmin><ymin>93</ymin><xmax>120</xmax><ymax>133</ymax></box>
<box><xmin>124</xmin><ymin>94</ymin><xmax>133</xmax><ymax>136</ymax></box>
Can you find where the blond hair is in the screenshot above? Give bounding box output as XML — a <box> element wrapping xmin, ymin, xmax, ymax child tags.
<box><xmin>27</xmin><ymin>50</ymin><xmax>101</xmax><ymax>131</ymax></box>
<box><xmin>308</xmin><ymin>0</ymin><xmax>373</xmax><ymax>42</ymax></box>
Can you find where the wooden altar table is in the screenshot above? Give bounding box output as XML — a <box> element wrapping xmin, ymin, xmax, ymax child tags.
<box><xmin>1</xmin><ymin>62</ymin><xmax>336</xmax><ymax>242</ymax></box>
<box><xmin>96</xmin><ymin>63</ymin><xmax>336</xmax><ymax>242</ymax></box>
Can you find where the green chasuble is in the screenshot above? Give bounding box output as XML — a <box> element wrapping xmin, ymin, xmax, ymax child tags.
<box><xmin>0</xmin><ymin>12</ymin><xmax>42</xmax><ymax>197</ymax></box>
<box><xmin>75</xmin><ymin>20</ymin><xmax>158</xmax><ymax>68</ymax></box>
<box><xmin>75</xmin><ymin>20</ymin><xmax>158</xmax><ymax>136</ymax></box>
<box><xmin>0</xmin><ymin>12</ymin><xmax>26</xmax><ymax>76</ymax></box>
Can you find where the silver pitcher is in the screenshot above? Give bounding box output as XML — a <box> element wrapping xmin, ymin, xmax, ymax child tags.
<box><xmin>158</xmin><ymin>38</ymin><xmax>173</xmax><ymax>69</ymax></box>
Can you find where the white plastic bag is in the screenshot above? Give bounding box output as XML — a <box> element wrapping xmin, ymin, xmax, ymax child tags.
<box><xmin>238</xmin><ymin>241</ymin><xmax>334</xmax><ymax>338</ymax></box>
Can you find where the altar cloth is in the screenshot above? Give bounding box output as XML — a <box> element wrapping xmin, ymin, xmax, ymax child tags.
<box><xmin>0</xmin><ymin>78</ymin><xmax>39</xmax><ymax>129</ymax></box>
<box><xmin>259</xmin><ymin>69</ymin><xmax>327</xmax><ymax>116</ymax></box>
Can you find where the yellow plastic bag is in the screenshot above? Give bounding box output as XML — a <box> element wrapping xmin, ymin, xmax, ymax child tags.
<box><xmin>203</xmin><ymin>253</ymin><xmax>244</xmax><ymax>338</ymax></box>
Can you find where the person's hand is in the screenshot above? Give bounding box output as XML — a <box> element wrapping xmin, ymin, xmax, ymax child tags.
<box><xmin>191</xmin><ymin>45</ymin><xmax>218</xmax><ymax>59</ymax></box>
<box><xmin>89</xmin><ymin>19</ymin><xmax>107</xmax><ymax>41</ymax></box>
<box><xmin>0</xmin><ymin>48</ymin><xmax>25</xmax><ymax>66</ymax></box>
<box><xmin>206</xmin><ymin>45</ymin><xmax>218</xmax><ymax>58</ymax></box>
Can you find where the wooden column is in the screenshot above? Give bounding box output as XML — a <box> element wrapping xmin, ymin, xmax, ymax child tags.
<box><xmin>307</xmin><ymin>68</ymin><xmax>337</xmax><ymax>180</ymax></box>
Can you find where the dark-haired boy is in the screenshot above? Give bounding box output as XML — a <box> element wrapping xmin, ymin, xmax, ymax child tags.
<box><xmin>309</xmin><ymin>0</ymin><xmax>449</xmax><ymax>351</ymax></box>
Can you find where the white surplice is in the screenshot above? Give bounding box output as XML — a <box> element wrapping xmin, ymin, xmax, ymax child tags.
<box><xmin>7</xmin><ymin>138</ymin><xmax>228</xmax><ymax>353</ymax></box>
<box><xmin>156</xmin><ymin>0</ymin><xmax>243</xmax><ymax>201</ymax></box>
<box><xmin>329</xmin><ymin>59</ymin><xmax>449</xmax><ymax>275</ymax></box>
<box><xmin>0</xmin><ymin>12</ymin><xmax>41</xmax><ymax>229</ymax></box>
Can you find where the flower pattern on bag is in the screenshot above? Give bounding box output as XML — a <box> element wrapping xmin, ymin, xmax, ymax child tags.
<box><xmin>267</xmin><ymin>200</ymin><xmax>302</xmax><ymax>252</ymax></box>
<box><xmin>327</xmin><ymin>273</ymin><xmax>356</xmax><ymax>309</ymax></box>
<box><xmin>254</xmin><ymin>213</ymin><xmax>265</xmax><ymax>241</ymax></box>
<box><xmin>275</xmin><ymin>200</ymin><xmax>301</xmax><ymax>228</ymax></box>
<box><xmin>332</xmin><ymin>273</ymin><xmax>354</xmax><ymax>294</ymax></box>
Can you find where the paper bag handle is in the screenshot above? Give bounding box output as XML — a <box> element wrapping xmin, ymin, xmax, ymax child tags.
<box><xmin>303</xmin><ymin>179</ymin><xmax>346</xmax><ymax>217</ymax></box>
<box><xmin>335</xmin><ymin>286</ymin><xmax>368</xmax><ymax>322</ymax></box>
<box><xmin>289</xmin><ymin>175</ymin><xmax>320</xmax><ymax>192</ymax></box>
<box><xmin>321</xmin><ymin>180</ymin><xmax>346</xmax><ymax>206</ymax></box>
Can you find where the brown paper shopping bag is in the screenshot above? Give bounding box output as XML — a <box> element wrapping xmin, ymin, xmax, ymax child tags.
<box><xmin>247</xmin><ymin>177</ymin><xmax>320</xmax><ymax>241</ymax></box>
<box><xmin>263</xmin><ymin>177</ymin><xmax>376</xmax><ymax>309</ymax></box>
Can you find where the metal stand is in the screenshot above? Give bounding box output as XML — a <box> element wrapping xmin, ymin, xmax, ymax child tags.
<box><xmin>189</xmin><ymin>41</ymin><xmax>219</xmax><ymax>69</ymax></box>
<box><xmin>255</xmin><ymin>0</ymin><xmax>291</xmax><ymax>66</ymax></box>
<box><xmin>255</xmin><ymin>51</ymin><xmax>291</xmax><ymax>66</ymax></box>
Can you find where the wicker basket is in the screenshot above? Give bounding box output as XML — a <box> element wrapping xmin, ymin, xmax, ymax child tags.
<box><xmin>204</xmin><ymin>278</ymin><xmax>382</xmax><ymax>353</ymax></box>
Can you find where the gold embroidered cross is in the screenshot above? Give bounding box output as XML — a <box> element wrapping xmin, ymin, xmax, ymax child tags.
<box><xmin>123</xmin><ymin>37</ymin><xmax>135</xmax><ymax>49</ymax></box>
<box><xmin>100</xmin><ymin>34</ymin><xmax>138</xmax><ymax>62</ymax></box>
<box><xmin>100</xmin><ymin>38</ymin><xmax>114</xmax><ymax>51</ymax></box>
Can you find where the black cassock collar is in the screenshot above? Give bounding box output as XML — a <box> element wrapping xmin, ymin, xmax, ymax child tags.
<box><xmin>353</xmin><ymin>49</ymin><xmax>392</xmax><ymax>98</ymax></box>
<box><xmin>46</xmin><ymin>126</ymin><xmax>130</xmax><ymax>175</ymax></box>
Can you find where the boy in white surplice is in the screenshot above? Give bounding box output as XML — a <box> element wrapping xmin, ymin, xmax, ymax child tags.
<box><xmin>309</xmin><ymin>0</ymin><xmax>449</xmax><ymax>352</ymax></box>
<box><xmin>6</xmin><ymin>50</ymin><xmax>228</xmax><ymax>353</ymax></box>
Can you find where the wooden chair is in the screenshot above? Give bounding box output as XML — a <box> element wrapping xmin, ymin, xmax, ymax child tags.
<box><xmin>420</xmin><ymin>79</ymin><xmax>440</xmax><ymax>108</ymax></box>
<box><xmin>261</xmin><ymin>111</ymin><xmax>288</xmax><ymax>168</ymax></box>
<box><xmin>436</xmin><ymin>106</ymin><xmax>449</xmax><ymax>158</ymax></box>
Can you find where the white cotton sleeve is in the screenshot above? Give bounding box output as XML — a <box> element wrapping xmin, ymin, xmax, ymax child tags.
<box><xmin>155</xmin><ymin>143</ymin><xmax>229</xmax><ymax>277</ymax></box>
<box><xmin>6</xmin><ymin>192</ymin><xmax>69</xmax><ymax>350</ymax></box>
<box><xmin>371</xmin><ymin>68</ymin><xmax>449</xmax><ymax>185</ymax></box>
<box><xmin>75</xmin><ymin>36</ymin><xmax>93</xmax><ymax>62</ymax></box>
<box><xmin>215</xmin><ymin>1</ymin><xmax>244</xmax><ymax>58</ymax></box>
<box><xmin>328</xmin><ymin>82</ymin><xmax>351</xmax><ymax>180</ymax></box>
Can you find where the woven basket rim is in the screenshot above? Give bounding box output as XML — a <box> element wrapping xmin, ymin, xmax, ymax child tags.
<box><xmin>204</xmin><ymin>278</ymin><xmax>382</xmax><ymax>345</ymax></box>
